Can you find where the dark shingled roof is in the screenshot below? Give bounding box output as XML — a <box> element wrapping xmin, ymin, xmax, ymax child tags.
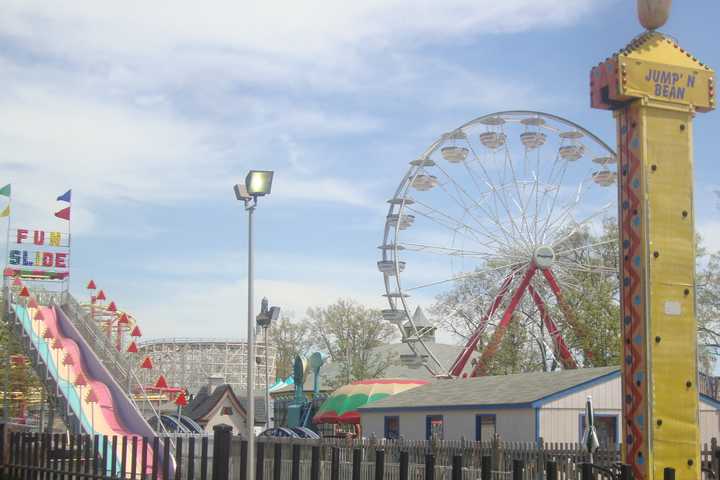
<box><xmin>185</xmin><ymin>385</ymin><xmax>245</xmax><ymax>421</ymax></box>
<box><xmin>185</xmin><ymin>384</ymin><xmax>267</xmax><ymax>425</ymax></box>
<box><xmin>359</xmin><ymin>366</ymin><xmax>620</xmax><ymax>411</ymax></box>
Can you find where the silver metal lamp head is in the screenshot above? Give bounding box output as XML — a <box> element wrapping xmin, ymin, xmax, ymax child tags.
<box><xmin>245</xmin><ymin>170</ymin><xmax>274</xmax><ymax>197</ymax></box>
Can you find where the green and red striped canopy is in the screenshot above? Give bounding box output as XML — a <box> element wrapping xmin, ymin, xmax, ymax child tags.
<box><xmin>313</xmin><ymin>379</ymin><xmax>429</xmax><ymax>425</ymax></box>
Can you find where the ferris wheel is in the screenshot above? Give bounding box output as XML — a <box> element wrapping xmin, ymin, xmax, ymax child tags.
<box><xmin>379</xmin><ymin>111</ymin><xmax>618</xmax><ymax>378</ymax></box>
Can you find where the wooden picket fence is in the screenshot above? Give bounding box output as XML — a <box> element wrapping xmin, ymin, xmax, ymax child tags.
<box><xmin>2</xmin><ymin>422</ymin><xmax>719</xmax><ymax>480</ymax></box>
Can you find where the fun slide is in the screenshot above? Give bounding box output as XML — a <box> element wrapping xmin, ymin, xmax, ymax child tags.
<box><xmin>12</xmin><ymin>303</ymin><xmax>170</xmax><ymax>477</ymax></box>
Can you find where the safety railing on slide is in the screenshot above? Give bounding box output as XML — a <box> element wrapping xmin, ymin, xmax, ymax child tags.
<box><xmin>2</xmin><ymin>286</ymin><xmax>174</xmax><ymax>441</ymax></box>
<box><xmin>58</xmin><ymin>293</ymin><xmax>176</xmax><ymax>442</ymax></box>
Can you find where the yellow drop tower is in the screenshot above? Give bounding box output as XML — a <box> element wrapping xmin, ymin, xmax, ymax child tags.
<box><xmin>591</xmin><ymin>16</ymin><xmax>715</xmax><ymax>480</ymax></box>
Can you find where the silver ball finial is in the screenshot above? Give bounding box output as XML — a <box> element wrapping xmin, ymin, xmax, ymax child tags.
<box><xmin>637</xmin><ymin>0</ymin><xmax>672</xmax><ymax>30</ymax></box>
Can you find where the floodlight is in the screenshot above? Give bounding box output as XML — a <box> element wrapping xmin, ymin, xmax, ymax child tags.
<box><xmin>245</xmin><ymin>170</ymin><xmax>274</xmax><ymax>197</ymax></box>
<box><xmin>234</xmin><ymin>184</ymin><xmax>252</xmax><ymax>201</ymax></box>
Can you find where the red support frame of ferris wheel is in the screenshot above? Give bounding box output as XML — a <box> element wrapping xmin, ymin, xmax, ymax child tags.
<box><xmin>449</xmin><ymin>263</ymin><xmax>586</xmax><ymax>377</ymax></box>
<box><xmin>470</xmin><ymin>265</ymin><xmax>537</xmax><ymax>377</ymax></box>
<box><xmin>527</xmin><ymin>283</ymin><xmax>577</xmax><ymax>369</ymax></box>
<box><xmin>448</xmin><ymin>272</ymin><xmax>516</xmax><ymax>377</ymax></box>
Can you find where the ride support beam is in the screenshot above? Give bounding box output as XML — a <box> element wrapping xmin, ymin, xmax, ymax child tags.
<box><xmin>470</xmin><ymin>265</ymin><xmax>536</xmax><ymax>377</ymax></box>
<box><xmin>449</xmin><ymin>272</ymin><xmax>515</xmax><ymax>377</ymax></box>
<box><xmin>528</xmin><ymin>283</ymin><xmax>577</xmax><ymax>370</ymax></box>
<box><xmin>591</xmin><ymin>31</ymin><xmax>715</xmax><ymax>480</ymax></box>
<box><xmin>541</xmin><ymin>267</ymin><xmax>594</xmax><ymax>362</ymax></box>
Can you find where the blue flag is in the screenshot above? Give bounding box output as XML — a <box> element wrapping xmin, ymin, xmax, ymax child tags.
<box><xmin>57</xmin><ymin>189</ymin><xmax>72</xmax><ymax>203</ymax></box>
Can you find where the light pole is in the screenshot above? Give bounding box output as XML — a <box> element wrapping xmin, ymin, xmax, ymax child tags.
<box><xmin>234</xmin><ymin>170</ymin><xmax>274</xmax><ymax>480</ymax></box>
<box><xmin>256</xmin><ymin>297</ymin><xmax>280</xmax><ymax>429</ymax></box>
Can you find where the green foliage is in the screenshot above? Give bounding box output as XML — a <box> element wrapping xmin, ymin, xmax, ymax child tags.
<box><xmin>0</xmin><ymin>313</ymin><xmax>42</xmax><ymax>417</ymax></box>
<box><xmin>268</xmin><ymin>315</ymin><xmax>312</xmax><ymax>378</ymax></box>
<box><xmin>306</xmin><ymin>299</ymin><xmax>396</xmax><ymax>387</ymax></box>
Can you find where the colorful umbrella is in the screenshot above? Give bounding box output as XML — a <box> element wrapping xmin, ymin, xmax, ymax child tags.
<box><xmin>313</xmin><ymin>379</ymin><xmax>429</xmax><ymax>425</ymax></box>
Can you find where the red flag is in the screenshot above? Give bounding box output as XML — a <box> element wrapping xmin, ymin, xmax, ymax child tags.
<box><xmin>118</xmin><ymin>313</ymin><xmax>129</xmax><ymax>324</ymax></box>
<box><xmin>54</xmin><ymin>207</ymin><xmax>70</xmax><ymax>221</ymax></box>
<box><xmin>127</xmin><ymin>341</ymin><xmax>138</xmax><ymax>353</ymax></box>
<box><xmin>28</xmin><ymin>298</ymin><xmax>39</xmax><ymax>309</ymax></box>
<box><xmin>96</xmin><ymin>290</ymin><xmax>106</xmax><ymax>301</ymax></box>
<box><xmin>131</xmin><ymin>326</ymin><xmax>142</xmax><ymax>337</ymax></box>
<box><xmin>74</xmin><ymin>373</ymin><xmax>87</xmax><ymax>386</ymax></box>
<box><xmin>63</xmin><ymin>353</ymin><xmax>74</xmax><ymax>366</ymax></box>
<box><xmin>52</xmin><ymin>339</ymin><xmax>63</xmax><ymax>349</ymax></box>
<box><xmin>175</xmin><ymin>392</ymin><xmax>188</xmax><ymax>407</ymax></box>
<box><xmin>19</xmin><ymin>286</ymin><xmax>30</xmax><ymax>297</ymax></box>
<box><xmin>43</xmin><ymin>329</ymin><xmax>54</xmax><ymax>340</ymax></box>
<box><xmin>34</xmin><ymin>310</ymin><xmax>44</xmax><ymax>321</ymax></box>
<box><xmin>87</xmin><ymin>280</ymin><xmax>96</xmax><ymax>290</ymax></box>
<box><xmin>154</xmin><ymin>375</ymin><xmax>168</xmax><ymax>389</ymax></box>
<box><xmin>140</xmin><ymin>357</ymin><xmax>153</xmax><ymax>369</ymax></box>
<box><xmin>107</xmin><ymin>301</ymin><xmax>117</xmax><ymax>313</ymax></box>
<box><xmin>86</xmin><ymin>389</ymin><xmax>98</xmax><ymax>404</ymax></box>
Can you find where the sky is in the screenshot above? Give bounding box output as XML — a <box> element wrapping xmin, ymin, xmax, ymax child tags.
<box><xmin>1</xmin><ymin>1</ymin><xmax>720</xmax><ymax>341</ymax></box>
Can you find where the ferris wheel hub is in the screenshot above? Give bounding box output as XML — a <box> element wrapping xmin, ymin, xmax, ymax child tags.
<box><xmin>532</xmin><ymin>245</ymin><xmax>555</xmax><ymax>269</ymax></box>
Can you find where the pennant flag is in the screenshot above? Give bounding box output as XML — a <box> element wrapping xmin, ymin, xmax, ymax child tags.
<box><xmin>34</xmin><ymin>310</ymin><xmax>44</xmax><ymax>321</ymax></box>
<box><xmin>43</xmin><ymin>329</ymin><xmax>54</xmax><ymax>340</ymax></box>
<box><xmin>0</xmin><ymin>184</ymin><xmax>10</xmax><ymax>197</ymax></box>
<box><xmin>87</xmin><ymin>280</ymin><xmax>97</xmax><ymax>290</ymax></box>
<box><xmin>54</xmin><ymin>207</ymin><xmax>70</xmax><ymax>221</ymax></box>
<box><xmin>131</xmin><ymin>326</ymin><xmax>142</xmax><ymax>337</ymax></box>
<box><xmin>57</xmin><ymin>190</ymin><xmax>72</xmax><ymax>203</ymax></box>
<box><xmin>19</xmin><ymin>286</ymin><xmax>29</xmax><ymax>297</ymax></box>
<box><xmin>118</xmin><ymin>313</ymin><xmax>129</xmax><ymax>324</ymax></box>
<box><xmin>140</xmin><ymin>357</ymin><xmax>153</xmax><ymax>369</ymax></box>
<box><xmin>52</xmin><ymin>339</ymin><xmax>63</xmax><ymax>349</ymax></box>
<box><xmin>0</xmin><ymin>205</ymin><xmax>9</xmax><ymax>218</ymax></box>
<box><xmin>28</xmin><ymin>298</ymin><xmax>38</xmax><ymax>309</ymax></box>
<box><xmin>175</xmin><ymin>392</ymin><xmax>188</xmax><ymax>407</ymax></box>
<box><xmin>63</xmin><ymin>353</ymin><xmax>74</xmax><ymax>366</ymax></box>
<box><xmin>74</xmin><ymin>372</ymin><xmax>87</xmax><ymax>387</ymax></box>
<box><xmin>127</xmin><ymin>341</ymin><xmax>138</xmax><ymax>354</ymax></box>
<box><xmin>155</xmin><ymin>375</ymin><xmax>168</xmax><ymax>389</ymax></box>
<box><xmin>96</xmin><ymin>290</ymin><xmax>106</xmax><ymax>301</ymax></box>
<box><xmin>86</xmin><ymin>389</ymin><xmax>98</xmax><ymax>404</ymax></box>
<box><xmin>107</xmin><ymin>301</ymin><xmax>117</xmax><ymax>313</ymax></box>
<box><xmin>12</xmin><ymin>277</ymin><xmax>22</xmax><ymax>287</ymax></box>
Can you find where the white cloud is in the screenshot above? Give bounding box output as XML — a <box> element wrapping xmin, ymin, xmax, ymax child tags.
<box><xmin>124</xmin><ymin>277</ymin><xmax>387</xmax><ymax>339</ymax></box>
<box><xmin>2</xmin><ymin>1</ymin><xmax>606</xmax><ymax>63</ymax></box>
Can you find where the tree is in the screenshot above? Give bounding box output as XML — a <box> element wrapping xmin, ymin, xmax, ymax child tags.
<box><xmin>696</xmin><ymin>247</ymin><xmax>720</xmax><ymax>373</ymax></box>
<box><xmin>430</xmin><ymin>218</ymin><xmax>620</xmax><ymax>374</ymax></box>
<box><xmin>267</xmin><ymin>316</ymin><xmax>312</xmax><ymax>379</ymax></box>
<box><xmin>306</xmin><ymin>299</ymin><xmax>397</xmax><ymax>387</ymax></box>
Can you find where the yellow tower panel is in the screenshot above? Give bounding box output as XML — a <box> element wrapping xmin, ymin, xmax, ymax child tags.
<box><xmin>593</xmin><ymin>30</ymin><xmax>714</xmax><ymax>480</ymax></box>
<box><xmin>642</xmin><ymin>103</ymin><xmax>699</xmax><ymax>480</ymax></box>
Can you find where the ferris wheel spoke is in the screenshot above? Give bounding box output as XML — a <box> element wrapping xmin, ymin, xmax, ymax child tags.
<box><xmin>430</xmin><ymin>163</ymin><xmax>518</xmax><ymax>248</ymax></box>
<box><xmin>404</xmin><ymin>260</ymin><xmax>527</xmax><ymax>292</ymax></box>
<box><xmin>537</xmin><ymin>172</ymin><xmax>572</xmax><ymax>244</ymax></box>
<box><xmin>548</xmin><ymin>203</ymin><xmax>613</xmax><ymax>249</ymax></box>
<box><xmin>416</xmin><ymin>167</ymin><xmax>510</xmax><ymax>248</ymax></box>
<box><xmin>405</xmin><ymin>203</ymin><xmax>504</xmax><ymax>251</ymax></box>
<box><xmin>502</xmin><ymin>144</ymin><xmax>534</xmax><ymax>241</ymax></box>
<box><xmin>554</xmin><ymin>260</ymin><xmax>617</xmax><ymax>274</ymax></box>
<box><xmin>399</xmin><ymin>242</ymin><xmax>526</xmax><ymax>262</ymax></box>
<box><xmin>463</xmin><ymin>142</ymin><xmax>534</xmax><ymax>251</ymax></box>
